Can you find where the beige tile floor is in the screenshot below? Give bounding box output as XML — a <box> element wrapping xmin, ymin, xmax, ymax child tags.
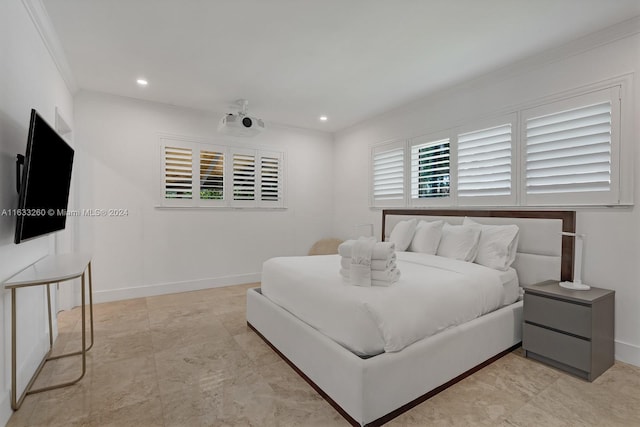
<box><xmin>7</xmin><ymin>283</ymin><xmax>640</xmax><ymax>427</ymax></box>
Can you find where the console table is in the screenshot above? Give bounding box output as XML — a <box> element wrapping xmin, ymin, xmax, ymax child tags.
<box><xmin>3</xmin><ymin>253</ymin><xmax>94</xmax><ymax>410</ymax></box>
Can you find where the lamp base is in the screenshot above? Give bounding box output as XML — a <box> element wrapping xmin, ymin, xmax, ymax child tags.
<box><xmin>559</xmin><ymin>281</ymin><xmax>591</xmax><ymax>291</ymax></box>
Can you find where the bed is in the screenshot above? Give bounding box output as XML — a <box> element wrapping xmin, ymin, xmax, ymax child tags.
<box><xmin>247</xmin><ymin>209</ymin><xmax>575</xmax><ymax>426</ymax></box>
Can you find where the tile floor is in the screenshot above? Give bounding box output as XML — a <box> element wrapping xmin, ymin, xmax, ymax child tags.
<box><xmin>7</xmin><ymin>283</ymin><xmax>640</xmax><ymax>426</ymax></box>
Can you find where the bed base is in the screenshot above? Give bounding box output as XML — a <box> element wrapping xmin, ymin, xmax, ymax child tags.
<box><xmin>247</xmin><ymin>287</ymin><xmax>523</xmax><ymax>426</ymax></box>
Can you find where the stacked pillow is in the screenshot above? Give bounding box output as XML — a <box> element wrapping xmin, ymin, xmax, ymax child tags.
<box><xmin>386</xmin><ymin>217</ymin><xmax>519</xmax><ymax>271</ymax></box>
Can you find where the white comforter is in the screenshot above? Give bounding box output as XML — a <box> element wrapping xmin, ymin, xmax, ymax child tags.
<box><xmin>261</xmin><ymin>252</ymin><xmax>507</xmax><ymax>356</ymax></box>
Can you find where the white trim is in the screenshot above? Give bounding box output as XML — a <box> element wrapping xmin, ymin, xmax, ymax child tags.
<box><xmin>21</xmin><ymin>0</ymin><xmax>78</xmax><ymax>93</ymax></box>
<box><xmin>615</xmin><ymin>339</ymin><xmax>640</xmax><ymax>367</ymax></box>
<box><xmin>0</xmin><ymin>394</ymin><xmax>12</xmax><ymax>427</ymax></box>
<box><xmin>92</xmin><ymin>273</ymin><xmax>260</xmax><ymax>304</ymax></box>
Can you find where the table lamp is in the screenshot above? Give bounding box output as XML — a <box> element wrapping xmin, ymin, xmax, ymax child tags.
<box><xmin>559</xmin><ymin>231</ymin><xmax>590</xmax><ymax>291</ymax></box>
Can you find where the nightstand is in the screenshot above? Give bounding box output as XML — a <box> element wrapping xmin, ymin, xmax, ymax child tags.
<box><xmin>522</xmin><ymin>280</ymin><xmax>614</xmax><ymax>382</ymax></box>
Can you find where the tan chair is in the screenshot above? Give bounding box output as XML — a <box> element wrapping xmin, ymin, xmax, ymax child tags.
<box><xmin>308</xmin><ymin>238</ymin><xmax>344</xmax><ymax>256</ymax></box>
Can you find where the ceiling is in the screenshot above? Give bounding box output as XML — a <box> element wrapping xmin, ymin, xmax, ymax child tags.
<box><xmin>43</xmin><ymin>0</ymin><xmax>640</xmax><ymax>132</ymax></box>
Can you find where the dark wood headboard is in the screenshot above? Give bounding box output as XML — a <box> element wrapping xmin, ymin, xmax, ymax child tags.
<box><xmin>382</xmin><ymin>209</ymin><xmax>576</xmax><ymax>282</ymax></box>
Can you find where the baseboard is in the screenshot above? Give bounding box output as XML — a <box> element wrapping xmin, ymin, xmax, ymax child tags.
<box><xmin>0</xmin><ymin>335</ymin><xmax>49</xmax><ymax>427</ymax></box>
<box><xmin>1</xmin><ymin>392</ymin><xmax>12</xmax><ymax>427</ymax></box>
<box><xmin>92</xmin><ymin>272</ymin><xmax>261</xmax><ymax>303</ymax></box>
<box><xmin>615</xmin><ymin>339</ymin><xmax>640</xmax><ymax>367</ymax></box>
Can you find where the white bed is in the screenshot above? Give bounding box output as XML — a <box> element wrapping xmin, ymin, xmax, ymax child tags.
<box><xmin>262</xmin><ymin>252</ymin><xmax>519</xmax><ymax>356</ymax></box>
<box><xmin>247</xmin><ymin>209</ymin><xmax>575</xmax><ymax>426</ymax></box>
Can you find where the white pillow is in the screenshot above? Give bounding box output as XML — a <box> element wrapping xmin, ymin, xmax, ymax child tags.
<box><xmin>409</xmin><ymin>220</ymin><xmax>444</xmax><ymax>254</ymax></box>
<box><xmin>436</xmin><ymin>223</ymin><xmax>481</xmax><ymax>262</ymax></box>
<box><xmin>388</xmin><ymin>218</ymin><xmax>417</xmax><ymax>251</ymax></box>
<box><xmin>463</xmin><ymin>217</ymin><xmax>520</xmax><ymax>271</ymax></box>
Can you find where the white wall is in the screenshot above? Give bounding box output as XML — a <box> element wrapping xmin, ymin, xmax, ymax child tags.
<box><xmin>0</xmin><ymin>0</ymin><xmax>75</xmax><ymax>424</ymax></box>
<box><xmin>73</xmin><ymin>91</ymin><xmax>334</xmax><ymax>302</ymax></box>
<box><xmin>333</xmin><ymin>27</ymin><xmax>640</xmax><ymax>366</ymax></box>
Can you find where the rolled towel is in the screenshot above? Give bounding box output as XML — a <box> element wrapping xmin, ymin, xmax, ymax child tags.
<box><xmin>338</xmin><ymin>240</ymin><xmax>396</xmax><ymax>260</ymax></box>
<box><xmin>371</xmin><ymin>267</ymin><xmax>401</xmax><ymax>283</ymax></box>
<box><xmin>340</xmin><ymin>256</ymin><xmax>396</xmax><ymax>271</ymax></box>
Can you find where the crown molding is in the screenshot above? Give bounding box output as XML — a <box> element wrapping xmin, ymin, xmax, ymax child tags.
<box><xmin>21</xmin><ymin>0</ymin><xmax>78</xmax><ymax>94</ymax></box>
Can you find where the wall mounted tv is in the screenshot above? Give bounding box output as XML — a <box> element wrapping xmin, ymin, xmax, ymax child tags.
<box><xmin>14</xmin><ymin>109</ymin><xmax>74</xmax><ymax>244</ymax></box>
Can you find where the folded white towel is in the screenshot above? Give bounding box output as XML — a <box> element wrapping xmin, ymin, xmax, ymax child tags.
<box><xmin>351</xmin><ymin>238</ymin><xmax>374</xmax><ymax>266</ymax></box>
<box><xmin>347</xmin><ymin>265</ymin><xmax>372</xmax><ymax>287</ymax></box>
<box><xmin>372</xmin><ymin>279</ymin><xmax>394</xmax><ymax>287</ymax></box>
<box><xmin>340</xmin><ymin>256</ymin><xmax>396</xmax><ymax>271</ymax></box>
<box><xmin>371</xmin><ymin>268</ymin><xmax>401</xmax><ymax>282</ymax></box>
<box><xmin>349</xmin><ymin>238</ymin><xmax>374</xmax><ymax>286</ymax></box>
<box><xmin>342</xmin><ymin>267</ymin><xmax>400</xmax><ymax>285</ymax></box>
<box><xmin>338</xmin><ymin>240</ymin><xmax>395</xmax><ymax>260</ymax></box>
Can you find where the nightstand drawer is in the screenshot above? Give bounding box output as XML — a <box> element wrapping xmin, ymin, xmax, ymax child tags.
<box><xmin>524</xmin><ymin>293</ymin><xmax>591</xmax><ymax>338</ymax></box>
<box><xmin>523</xmin><ymin>323</ymin><xmax>591</xmax><ymax>372</ymax></box>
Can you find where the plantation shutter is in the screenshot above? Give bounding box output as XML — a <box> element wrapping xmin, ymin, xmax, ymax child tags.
<box><xmin>371</xmin><ymin>142</ymin><xmax>405</xmax><ymax>207</ymax></box>
<box><xmin>199</xmin><ymin>149</ymin><xmax>224</xmax><ymax>201</ymax></box>
<box><xmin>457</xmin><ymin>122</ymin><xmax>515</xmax><ymax>204</ymax></box>
<box><xmin>232</xmin><ymin>150</ymin><xmax>256</xmax><ymax>206</ymax></box>
<box><xmin>163</xmin><ymin>146</ymin><xmax>193</xmax><ymax>202</ymax></box>
<box><xmin>410</xmin><ymin>137</ymin><xmax>450</xmax><ymax>205</ymax></box>
<box><xmin>259</xmin><ymin>152</ymin><xmax>283</xmax><ymax>207</ymax></box>
<box><xmin>160</xmin><ymin>137</ymin><xmax>286</xmax><ymax>208</ymax></box>
<box><xmin>523</xmin><ymin>87</ymin><xmax>619</xmax><ymax>205</ymax></box>
<box><xmin>526</xmin><ymin>102</ymin><xmax>611</xmax><ymax>193</ymax></box>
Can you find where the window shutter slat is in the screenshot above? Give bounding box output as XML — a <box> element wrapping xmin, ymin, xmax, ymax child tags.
<box><xmin>526</xmin><ymin>102</ymin><xmax>611</xmax><ymax>195</ymax></box>
<box><xmin>233</xmin><ymin>153</ymin><xmax>255</xmax><ymax>201</ymax></box>
<box><xmin>261</xmin><ymin>156</ymin><xmax>280</xmax><ymax>202</ymax></box>
<box><xmin>373</xmin><ymin>148</ymin><xmax>404</xmax><ymax>202</ymax></box>
<box><xmin>164</xmin><ymin>146</ymin><xmax>193</xmax><ymax>199</ymax></box>
<box><xmin>457</xmin><ymin>124</ymin><xmax>512</xmax><ymax>198</ymax></box>
<box><xmin>200</xmin><ymin>150</ymin><xmax>224</xmax><ymax>200</ymax></box>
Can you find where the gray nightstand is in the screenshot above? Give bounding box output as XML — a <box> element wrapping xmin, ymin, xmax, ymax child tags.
<box><xmin>522</xmin><ymin>280</ymin><xmax>614</xmax><ymax>382</ymax></box>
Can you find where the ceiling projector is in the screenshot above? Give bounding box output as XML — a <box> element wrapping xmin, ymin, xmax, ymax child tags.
<box><xmin>217</xmin><ymin>99</ymin><xmax>265</xmax><ymax>137</ymax></box>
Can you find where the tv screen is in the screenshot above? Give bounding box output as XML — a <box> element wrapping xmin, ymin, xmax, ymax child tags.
<box><xmin>14</xmin><ymin>109</ymin><xmax>74</xmax><ymax>244</ymax></box>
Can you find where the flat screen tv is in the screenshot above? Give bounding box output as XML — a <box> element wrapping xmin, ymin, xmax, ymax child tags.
<box><xmin>14</xmin><ymin>109</ymin><xmax>74</xmax><ymax>244</ymax></box>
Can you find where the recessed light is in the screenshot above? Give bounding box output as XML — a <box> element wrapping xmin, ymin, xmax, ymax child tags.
<box><xmin>319</xmin><ymin>115</ymin><xmax>328</xmax><ymax>121</ymax></box>
<box><xmin>136</xmin><ymin>78</ymin><xmax>148</xmax><ymax>86</ymax></box>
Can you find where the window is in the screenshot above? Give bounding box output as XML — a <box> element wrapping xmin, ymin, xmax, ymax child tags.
<box><xmin>369</xmin><ymin>82</ymin><xmax>626</xmax><ymax>208</ymax></box>
<box><xmin>522</xmin><ymin>87</ymin><xmax>620</xmax><ymax>206</ymax></box>
<box><xmin>163</xmin><ymin>146</ymin><xmax>193</xmax><ymax>202</ymax></box>
<box><xmin>232</xmin><ymin>150</ymin><xmax>256</xmax><ymax>205</ymax></box>
<box><xmin>199</xmin><ymin>149</ymin><xmax>224</xmax><ymax>200</ymax></box>
<box><xmin>371</xmin><ymin>141</ymin><xmax>404</xmax><ymax>207</ymax></box>
<box><xmin>457</xmin><ymin>117</ymin><xmax>516</xmax><ymax>205</ymax></box>
<box><xmin>410</xmin><ymin>136</ymin><xmax>450</xmax><ymax>206</ymax></box>
<box><xmin>160</xmin><ymin>136</ymin><xmax>284</xmax><ymax>208</ymax></box>
<box><xmin>260</xmin><ymin>154</ymin><xmax>281</xmax><ymax>202</ymax></box>
<box><xmin>257</xmin><ymin>151</ymin><xmax>284</xmax><ymax>207</ymax></box>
